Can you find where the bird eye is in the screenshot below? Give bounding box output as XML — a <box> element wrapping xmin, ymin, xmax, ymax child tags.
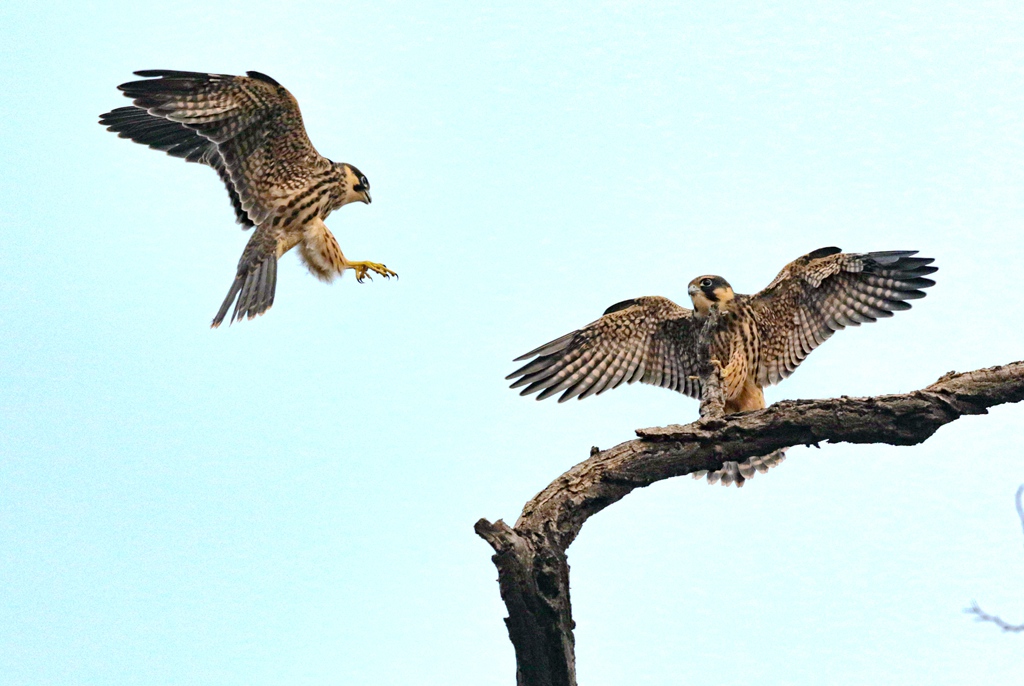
<box><xmin>701</xmin><ymin>278</ymin><xmax>713</xmax><ymax>288</ymax></box>
<box><xmin>360</xmin><ymin>176</ymin><xmax>369</xmax><ymax>189</ymax></box>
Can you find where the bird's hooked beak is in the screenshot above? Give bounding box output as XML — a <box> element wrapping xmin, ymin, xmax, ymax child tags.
<box><xmin>362</xmin><ymin>190</ymin><xmax>372</xmax><ymax>204</ymax></box>
<box><xmin>687</xmin><ymin>284</ymin><xmax>700</xmax><ymax>298</ymax></box>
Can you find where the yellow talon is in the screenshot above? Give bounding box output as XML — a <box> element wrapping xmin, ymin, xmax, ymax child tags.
<box><xmin>350</xmin><ymin>261</ymin><xmax>397</xmax><ymax>282</ymax></box>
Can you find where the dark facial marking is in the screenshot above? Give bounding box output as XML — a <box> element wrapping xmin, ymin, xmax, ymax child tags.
<box><xmin>700</xmin><ymin>276</ymin><xmax>730</xmax><ymax>301</ymax></box>
<box><xmin>348</xmin><ymin>165</ymin><xmax>370</xmax><ymax>193</ymax></box>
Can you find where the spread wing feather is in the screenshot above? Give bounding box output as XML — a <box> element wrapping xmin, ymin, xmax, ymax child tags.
<box><xmin>110</xmin><ymin>70</ymin><xmax>328</xmax><ymax>226</ymax></box>
<box><xmin>98</xmin><ymin>105</ymin><xmax>252</xmax><ymax>227</ymax></box>
<box><xmin>751</xmin><ymin>248</ymin><xmax>937</xmax><ymax>386</ymax></box>
<box><xmin>507</xmin><ymin>296</ymin><xmax>704</xmax><ymax>402</ymax></box>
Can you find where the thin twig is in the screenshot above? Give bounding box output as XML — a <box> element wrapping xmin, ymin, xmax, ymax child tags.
<box><xmin>964</xmin><ymin>601</ymin><xmax>1024</xmax><ymax>633</ymax></box>
<box><xmin>964</xmin><ymin>484</ymin><xmax>1024</xmax><ymax>633</ymax></box>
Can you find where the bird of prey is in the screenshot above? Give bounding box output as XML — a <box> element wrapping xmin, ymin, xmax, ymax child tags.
<box><xmin>99</xmin><ymin>70</ymin><xmax>395</xmax><ymax>327</ymax></box>
<box><xmin>507</xmin><ymin>247</ymin><xmax>937</xmax><ymax>485</ymax></box>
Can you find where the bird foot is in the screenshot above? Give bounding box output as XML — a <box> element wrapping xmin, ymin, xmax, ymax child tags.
<box><xmin>350</xmin><ymin>261</ymin><xmax>397</xmax><ymax>282</ymax></box>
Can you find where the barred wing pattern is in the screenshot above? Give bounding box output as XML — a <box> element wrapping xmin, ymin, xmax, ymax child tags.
<box><xmin>115</xmin><ymin>70</ymin><xmax>328</xmax><ymax>226</ymax></box>
<box><xmin>98</xmin><ymin>105</ymin><xmax>251</xmax><ymax>227</ymax></box>
<box><xmin>507</xmin><ymin>296</ymin><xmax>704</xmax><ymax>402</ymax></box>
<box><xmin>750</xmin><ymin>248</ymin><xmax>937</xmax><ymax>387</ymax></box>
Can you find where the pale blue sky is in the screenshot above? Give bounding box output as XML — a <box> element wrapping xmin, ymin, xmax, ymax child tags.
<box><xmin>1</xmin><ymin>1</ymin><xmax>1023</xmax><ymax>684</ymax></box>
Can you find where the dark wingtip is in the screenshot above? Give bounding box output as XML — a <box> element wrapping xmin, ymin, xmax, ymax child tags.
<box><xmin>807</xmin><ymin>246</ymin><xmax>842</xmax><ymax>259</ymax></box>
<box><xmin>869</xmin><ymin>250</ymin><xmax>919</xmax><ymax>259</ymax></box>
<box><xmin>246</xmin><ymin>71</ymin><xmax>281</xmax><ymax>86</ymax></box>
<box><xmin>603</xmin><ymin>298</ymin><xmax>637</xmax><ymax>315</ymax></box>
<box><xmin>132</xmin><ymin>69</ymin><xmax>212</xmax><ymax>78</ymax></box>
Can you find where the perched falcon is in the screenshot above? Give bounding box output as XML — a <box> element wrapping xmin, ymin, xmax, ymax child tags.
<box><xmin>99</xmin><ymin>70</ymin><xmax>395</xmax><ymax>327</ymax></box>
<box><xmin>507</xmin><ymin>247</ymin><xmax>937</xmax><ymax>485</ymax></box>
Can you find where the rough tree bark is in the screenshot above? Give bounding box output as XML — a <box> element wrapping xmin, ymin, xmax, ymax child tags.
<box><xmin>476</xmin><ymin>361</ymin><xmax>1024</xmax><ymax>686</ymax></box>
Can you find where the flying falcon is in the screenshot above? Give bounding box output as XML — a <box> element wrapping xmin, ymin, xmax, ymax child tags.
<box><xmin>99</xmin><ymin>70</ymin><xmax>395</xmax><ymax>327</ymax></box>
<box><xmin>507</xmin><ymin>247</ymin><xmax>937</xmax><ymax>485</ymax></box>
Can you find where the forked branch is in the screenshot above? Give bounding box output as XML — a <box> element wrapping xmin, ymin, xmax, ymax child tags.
<box><xmin>476</xmin><ymin>361</ymin><xmax>1024</xmax><ymax>686</ymax></box>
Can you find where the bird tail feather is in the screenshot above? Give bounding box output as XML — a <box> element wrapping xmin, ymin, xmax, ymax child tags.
<box><xmin>691</xmin><ymin>448</ymin><xmax>788</xmax><ymax>487</ymax></box>
<box><xmin>210</xmin><ymin>254</ymin><xmax>277</xmax><ymax>328</ymax></box>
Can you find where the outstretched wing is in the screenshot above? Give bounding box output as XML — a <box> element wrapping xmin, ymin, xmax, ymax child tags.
<box><xmin>507</xmin><ymin>296</ymin><xmax>703</xmax><ymax>402</ymax></box>
<box><xmin>114</xmin><ymin>70</ymin><xmax>329</xmax><ymax>226</ymax></box>
<box><xmin>750</xmin><ymin>247</ymin><xmax>937</xmax><ymax>386</ymax></box>
<box><xmin>98</xmin><ymin>105</ymin><xmax>252</xmax><ymax>227</ymax></box>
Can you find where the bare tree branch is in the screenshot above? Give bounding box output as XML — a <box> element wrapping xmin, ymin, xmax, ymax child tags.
<box><xmin>964</xmin><ymin>485</ymin><xmax>1024</xmax><ymax>634</ymax></box>
<box><xmin>477</xmin><ymin>361</ymin><xmax>1024</xmax><ymax>686</ymax></box>
<box><xmin>965</xmin><ymin>602</ymin><xmax>1024</xmax><ymax>633</ymax></box>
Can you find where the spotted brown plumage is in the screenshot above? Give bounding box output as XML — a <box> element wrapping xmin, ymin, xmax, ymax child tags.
<box><xmin>510</xmin><ymin>296</ymin><xmax>705</xmax><ymax>402</ymax></box>
<box><xmin>99</xmin><ymin>69</ymin><xmax>395</xmax><ymax>327</ymax></box>
<box><xmin>507</xmin><ymin>247</ymin><xmax>937</xmax><ymax>485</ymax></box>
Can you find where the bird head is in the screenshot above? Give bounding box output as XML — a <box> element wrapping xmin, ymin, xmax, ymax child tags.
<box><xmin>687</xmin><ymin>275</ymin><xmax>734</xmax><ymax>314</ymax></box>
<box><xmin>342</xmin><ymin>163</ymin><xmax>372</xmax><ymax>205</ymax></box>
